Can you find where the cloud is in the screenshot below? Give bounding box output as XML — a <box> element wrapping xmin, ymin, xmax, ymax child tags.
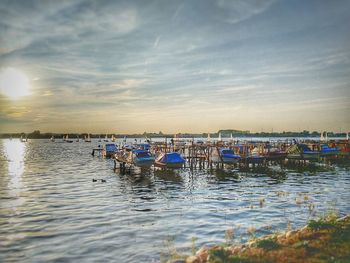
<box><xmin>215</xmin><ymin>0</ymin><xmax>275</xmax><ymax>24</ymax></box>
<box><xmin>1</xmin><ymin>0</ymin><xmax>350</xmax><ymax>132</ymax></box>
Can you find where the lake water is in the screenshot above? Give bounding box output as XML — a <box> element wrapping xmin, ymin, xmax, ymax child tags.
<box><xmin>1</xmin><ymin>139</ymin><xmax>349</xmax><ymax>262</ymax></box>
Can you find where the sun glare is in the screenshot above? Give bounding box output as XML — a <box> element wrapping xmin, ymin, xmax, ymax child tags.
<box><xmin>0</xmin><ymin>68</ymin><xmax>31</xmax><ymax>99</ymax></box>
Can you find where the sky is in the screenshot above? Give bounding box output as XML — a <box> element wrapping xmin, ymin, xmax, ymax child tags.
<box><xmin>0</xmin><ymin>0</ymin><xmax>349</xmax><ymax>134</ymax></box>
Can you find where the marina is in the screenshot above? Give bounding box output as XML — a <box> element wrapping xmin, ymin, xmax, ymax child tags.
<box><xmin>88</xmin><ymin>137</ymin><xmax>350</xmax><ymax>174</ymax></box>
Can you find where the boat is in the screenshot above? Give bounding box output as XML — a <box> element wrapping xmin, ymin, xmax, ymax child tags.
<box><xmin>111</xmin><ymin>134</ymin><xmax>116</xmax><ymax>142</ymax></box>
<box><xmin>211</xmin><ymin>147</ymin><xmax>241</xmax><ymax>164</ymax></box>
<box><xmin>155</xmin><ymin>152</ymin><xmax>186</xmax><ymax>169</ymax></box>
<box><xmin>130</xmin><ymin>149</ymin><xmax>155</xmax><ymax>168</ymax></box>
<box><xmin>102</xmin><ymin>143</ymin><xmax>118</xmax><ymax>158</ymax></box>
<box><xmin>287</xmin><ymin>143</ymin><xmax>319</xmax><ymax>160</ymax></box>
<box><xmin>207</xmin><ymin>133</ymin><xmax>211</xmax><ymax>142</ymax></box>
<box><xmin>50</xmin><ymin>136</ymin><xmax>55</xmax><ymax>142</ymax></box>
<box><xmin>104</xmin><ymin>134</ymin><xmax>109</xmax><ymax>142</ymax></box>
<box><xmin>134</xmin><ymin>143</ymin><xmax>151</xmax><ymax>151</ymax></box>
<box><xmin>320</xmin><ymin>144</ymin><xmax>339</xmax><ymax>156</ymax></box>
<box><xmin>265</xmin><ymin>146</ymin><xmax>287</xmax><ymax>160</ymax></box>
<box><xmin>85</xmin><ymin>134</ymin><xmax>91</xmax><ymax>142</ymax></box>
<box><xmin>76</xmin><ymin>136</ymin><xmax>80</xmax><ymax>142</ymax></box>
<box><xmin>65</xmin><ymin>134</ymin><xmax>73</xmax><ymax>143</ymax></box>
<box><xmin>115</xmin><ymin>145</ymin><xmax>155</xmax><ymax>168</ymax></box>
<box><xmin>246</xmin><ymin>147</ymin><xmax>266</xmax><ymax>163</ymax></box>
<box><xmin>20</xmin><ymin>135</ymin><xmax>28</xmax><ymax>142</ymax></box>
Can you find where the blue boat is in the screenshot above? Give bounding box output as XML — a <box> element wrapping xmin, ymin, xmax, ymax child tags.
<box><xmin>134</xmin><ymin>143</ymin><xmax>151</xmax><ymax>151</ymax></box>
<box><xmin>103</xmin><ymin>143</ymin><xmax>118</xmax><ymax>158</ymax></box>
<box><xmin>287</xmin><ymin>144</ymin><xmax>319</xmax><ymax>160</ymax></box>
<box><xmin>155</xmin><ymin>152</ymin><xmax>186</xmax><ymax>169</ymax></box>
<box><xmin>320</xmin><ymin>144</ymin><xmax>339</xmax><ymax>156</ymax></box>
<box><xmin>219</xmin><ymin>148</ymin><xmax>241</xmax><ymax>164</ymax></box>
<box><xmin>132</xmin><ymin>149</ymin><xmax>155</xmax><ymax>168</ymax></box>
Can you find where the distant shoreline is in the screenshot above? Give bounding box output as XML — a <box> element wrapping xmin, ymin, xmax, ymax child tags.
<box><xmin>0</xmin><ymin>130</ymin><xmax>348</xmax><ymax>140</ymax></box>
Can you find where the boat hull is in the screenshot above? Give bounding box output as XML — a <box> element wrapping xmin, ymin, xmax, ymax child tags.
<box><xmin>134</xmin><ymin>158</ymin><xmax>155</xmax><ymax>168</ymax></box>
<box><xmin>154</xmin><ymin>161</ymin><xmax>184</xmax><ymax>169</ymax></box>
<box><xmin>221</xmin><ymin>157</ymin><xmax>240</xmax><ymax>164</ymax></box>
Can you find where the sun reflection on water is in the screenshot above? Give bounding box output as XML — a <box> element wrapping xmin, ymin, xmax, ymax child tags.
<box><xmin>3</xmin><ymin>139</ymin><xmax>26</xmax><ymax>198</ymax></box>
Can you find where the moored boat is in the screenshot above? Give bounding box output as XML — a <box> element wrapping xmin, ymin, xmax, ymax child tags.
<box><xmin>131</xmin><ymin>149</ymin><xmax>155</xmax><ymax>168</ymax></box>
<box><xmin>320</xmin><ymin>144</ymin><xmax>339</xmax><ymax>157</ymax></box>
<box><xmin>265</xmin><ymin>146</ymin><xmax>287</xmax><ymax>160</ymax></box>
<box><xmin>287</xmin><ymin>143</ymin><xmax>319</xmax><ymax>160</ymax></box>
<box><xmin>102</xmin><ymin>143</ymin><xmax>118</xmax><ymax>158</ymax></box>
<box><xmin>211</xmin><ymin>147</ymin><xmax>241</xmax><ymax>164</ymax></box>
<box><xmin>155</xmin><ymin>152</ymin><xmax>186</xmax><ymax>169</ymax></box>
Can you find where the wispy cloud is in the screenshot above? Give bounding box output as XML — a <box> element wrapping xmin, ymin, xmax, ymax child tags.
<box><xmin>1</xmin><ymin>0</ymin><xmax>350</xmax><ymax>133</ymax></box>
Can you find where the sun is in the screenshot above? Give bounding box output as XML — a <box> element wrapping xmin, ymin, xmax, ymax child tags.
<box><xmin>0</xmin><ymin>68</ymin><xmax>31</xmax><ymax>99</ymax></box>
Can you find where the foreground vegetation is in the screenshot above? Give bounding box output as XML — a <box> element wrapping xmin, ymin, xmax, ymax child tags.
<box><xmin>168</xmin><ymin>214</ymin><xmax>350</xmax><ymax>263</ymax></box>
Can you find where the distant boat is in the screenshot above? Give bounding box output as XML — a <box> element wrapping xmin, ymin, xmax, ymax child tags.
<box><xmin>85</xmin><ymin>134</ymin><xmax>91</xmax><ymax>142</ymax></box>
<box><xmin>65</xmin><ymin>134</ymin><xmax>73</xmax><ymax>143</ymax></box>
<box><xmin>76</xmin><ymin>136</ymin><xmax>80</xmax><ymax>142</ymax></box>
<box><xmin>111</xmin><ymin>134</ymin><xmax>116</xmax><ymax>142</ymax></box>
<box><xmin>50</xmin><ymin>136</ymin><xmax>55</xmax><ymax>142</ymax></box>
<box><xmin>155</xmin><ymin>152</ymin><xmax>186</xmax><ymax>169</ymax></box>
<box><xmin>20</xmin><ymin>135</ymin><xmax>28</xmax><ymax>142</ymax></box>
<box><xmin>104</xmin><ymin>134</ymin><xmax>109</xmax><ymax>142</ymax></box>
<box><xmin>207</xmin><ymin>133</ymin><xmax>211</xmax><ymax>142</ymax></box>
<box><xmin>218</xmin><ymin>132</ymin><xmax>222</xmax><ymax>141</ymax></box>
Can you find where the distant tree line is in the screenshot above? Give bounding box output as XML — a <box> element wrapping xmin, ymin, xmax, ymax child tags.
<box><xmin>0</xmin><ymin>129</ymin><xmax>348</xmax><ymax>139</ymax></box>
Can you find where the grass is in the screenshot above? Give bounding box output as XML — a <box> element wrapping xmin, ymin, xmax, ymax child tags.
<box><xmin>186</xmin><ymin>214</ymin><xmax>350</xmax><ymax>263</ymax></box>
<box><xmin>307</xmin><ymin>211</ymin><xmax>338</xmax><ymax>231</ymax></box>
<box><xmin>255</xmin><ymin>238</ymin><xmax>282</xmax><ymax>250</ymax></box>
<box><xmin>208</xmin><ymin>248</ymin><xmax>253</xmax><ymax>263</ymax></box>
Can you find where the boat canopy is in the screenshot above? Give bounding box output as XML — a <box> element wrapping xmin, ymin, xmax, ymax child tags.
<box><xmin>158</xmin><ymin>152</ymin><xmax>185</xmax><ymax>164</ymax></box>
<box><xmin>105</xmin><ymin>144</ymin><xmax>118</xmax><ymax>152</ymax></box>
<box><xmin>134</xmin><ymin>149</ymin><xmax>152</xmax><ymax>158</ymax></box>
<box><xmin>134</xmin><ymin>143</ymin><xmax>151</xmax><ymax>150</ymax></box>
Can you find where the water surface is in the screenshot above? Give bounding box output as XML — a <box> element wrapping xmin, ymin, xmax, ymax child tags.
<box><xmin>0</xmin><ymin>139</ymin><xmax>349</xmax><ymax>262</ymax></box>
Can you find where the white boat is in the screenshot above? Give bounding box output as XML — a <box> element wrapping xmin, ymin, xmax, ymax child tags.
<box><xmin>85</xmin><ymin>134</ymin><xmax>91</xmax><ymax>142</ymax></box>
<box><xmin>111</xmin><ymin>134</ymin><xmax>116</xmax><ymax>142</ymax></box>
<box><xmin>50</xmin><ymin>136</ymin><xmax>55</xmax><ymax>142</ymax></box>
<box><xmin>65</xmin><ymin>134</ymin><xmax>73</xmax><ymax>143</ymax></box>
<box><xmin>104</xmin><ymin>134</ymin><xmax>109</xmax><ymax>142</ymax></box>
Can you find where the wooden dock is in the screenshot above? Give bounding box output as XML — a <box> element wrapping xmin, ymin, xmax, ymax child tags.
<box><xmin>91</xmin><ymin>139</ymin><xmax>350</xmax><ymax>173</ymax></box>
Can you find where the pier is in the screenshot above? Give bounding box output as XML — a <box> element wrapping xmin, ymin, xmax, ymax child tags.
<box><xmin>92</xmin><ymin>139</ymin><xmax>350</xmax><ymax>174</ymax></box>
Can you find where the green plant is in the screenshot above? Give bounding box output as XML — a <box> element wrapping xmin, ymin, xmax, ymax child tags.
<box><xmin>191</xmin><ymin>236</ymin><xmax>198</xmax><ymax>255</ymax></box>
<box><xmin>208</xmin><ymin>248</ymin><xmax>252</xmax><ymax>263</ymax></box>
<box><xmin>255</xmin><ymin>238</ymin><xmax>282</xmax><ymax>251</ymax></box>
